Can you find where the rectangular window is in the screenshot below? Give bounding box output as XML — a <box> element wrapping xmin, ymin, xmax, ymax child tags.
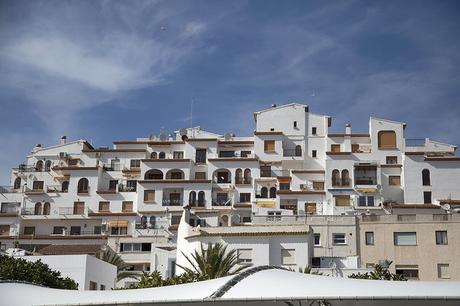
<box><xmin>312</xmin><ymin>181</ymin><xmax>324</xmax><ymax>190</ymax></box>
<box><xmin>438</xmin><ymin>263</ymin><xmax>450</xmax><ymax>279</ymax></box>
<box><xmin>195</xmin><ymin>149</ymin><xmax>207</xmax><ymax>163</ymax></box>
<box><xmin>94</xmin><ymin>226</ymin><xmax>101</xmax><ymax>235</ymax></box>
<box><xmin>314</xmin><ymin>233</ymin><xmax>321</xmax><ymax>246</ymax></box>
<box><xmin>358</xmin><ymin>196</ymin><xmax>374</xmax><ymax>207</ymax></box>
<box><xmin>171</xmin><ymin>215</ymin><xmax>181</xmax><ymax>225</ymax></box>
<box><xmin>130</xmin><ymin>159</ymin><xmax>140</xmax><ymax>168</ymax></box>
<box><xmin>386</xmin><ymin>156</ymin><xmax>398</xmax><ymax>164</ymax></box>
<box><xmin>0</xmin><ymin>225</ymin><xmax>10</xmax><ymax>236</ymax></box>
<box><xmin>195</xmin><ymin>172</ymin><xmax>206</xmax><ymax>179</ymax></box>
<box><xmin>144</xmin><ymin>190</ymin><xmax>155</xmax><ymax>203</ymax></box>
<box><xmin>305</xmin><ymin>202</ymin><xmax>317</xmax><ymax>214</ymax></box>
<box><xmin>70</xmin><ymin>226</ymin><xmax>81</xmax><ymax>235</ymax></box>
<box><xmin>98</xmin><ymin>201</ymin><xmax>110</xmax><ymax>212</ymax></box>
<box><xmin>241</xmin><ymin>151</ymin><xmax>251</xmax><ymax>157</ymax></box>
<box><xmin>173</xmin><ymin>151</ymin><xmax>184</xmax><ymax>159</ymax></box>
<box><xmin>279</xmin><ymin>183</ymin><xmax>290</xmax><ymax>190</ymax></box>
<box><xmin>281</xmin><ymin>249</ymin><xmax>296</xmax><ymax>265</ymax></box>
<box><xmin>331</xmin><ymin>144</ymin><xmax>341</xmax><ymax>153</ymax></box>
<box><xmin>312</xmin><ymin>127</ymin><xmax>317</xmax><ymax>135</ymax></box>
<box><xmin>239</xmin><ymin>193</ymin><xmax>251</xmax><ymax>203</ymax></box>
<box><xmin>73</xmin><ymin>202</ymin><xmax>85</xmax><ymax>214</ymax></box>
<box><xmin>395</xmin><ymin>265</ymin><xmax>419</xmax><ymax>280</ymax></box>
<box><xmin>89</xmin><ymin>281</ymin><xmax>97</xmax><ymax>290</ymax></box>
<box><xmin>122</xmin><ymin>201</ymin><xmax>133</xmax><ymax>212</ymax></box>
<box><xmin>335</xmin><ymin>195</ymin><xmax>350</xmax><ymax>207</ymax></box>
<box><xmin>424</xmin><ymin>191</ymin><xmax>432</xmax><ymax>204</ymax></box>
<box><xmin>111</xmin><ymin>226</ymin><xmax>127</xmax><ymax>235</ymax></box>
<box><xmin>23</xmin><ymin>226</ymin><xmax>35</xmax><ymax>235</ymax></box>
<box><xmin>394</xmin><ymin>232</ymin><xmax>417</xmax><ymax>246</ymax></box>
<box><xmin>311</xmin><ymin>257</ymin><xmax>321</xmax><ymax>268</ymax></box>
<box><xmin>389</xmin><ymin>176</ymin><xmax>401</xmax><ymax>186</ymax></box>
<box><xmin>293</xmin><ymin>121</ymin><xmax>297</xmax><ymax>128</ymax></box>
<box><xmin>219</xmin><ymin>151</ymin><xmax>235</xmax><ymax>158</ymax></box>
<box><xmin>351</xmin><ymin>143</ymin><xmax>360</xmax><ymax>153</ymax></box>
<box><xmin>126</xmin><ymin>180</ymin><xmax>137</xmax><ymax>192</ymax></box>
<box><xmin>365</xmin><ymin>232</ymin><xmax>374</xmax><ymax>245</ymax></box>
<box><xmin>333</xmin><ymin>233</ymin><xmax>346</xmax><ymax>244</ymax></box>
<box><xmin>435</xmin><ymin>231</ymin><xmax>448</xmax><ymax>245</ymax></box>
<box><xmin>237</xmin><ymin>249</ymin><xmax>252</xmax><ymax>264</ymax></box>
<box><xmin>312</xmin><ymin>150</ymin><xmax>317</xmax><ymax>158</ymax></box>
<box><xmin>32</xmin><ymin>181</ymin><xmax>44</xmax><ymax>190</ymax></box>
<box><xmin>260</xmin><ymin>165</ymin><xmax>272</xmax><ymax>177</ymax></box>
<box><xmin>264</xmin><ymin>140</ymin><xmax>275</xmax><ymax>152</ymax></box>
<box><xmin>100</xmin><ymin>284</ymin><xmax>106</xmax><ymax>290</ymax></box>
<box><xmin>53</xmin><ymin>226</ymin><xmax>66</xmax><ymax>235</ymax></box>
<box><xmin>109</xmin><ymin>180</ymin><xmax>118</xmax><ymax>190</ymax></box>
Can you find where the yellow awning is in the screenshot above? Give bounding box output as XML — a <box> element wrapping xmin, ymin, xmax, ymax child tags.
<box><xmin>256</xmin><ymin>201</ymin><xmax>275</xmax><ymax>208</ymax></box>
<box><xmin>356</xmin><ymin>188</ymin><xmax>377</xmax><ymax>193</ymax></box>
<box><xmin>109</xmin><ymin>221</ymin><xmax>129</xmax><ymax>227</ymax></box>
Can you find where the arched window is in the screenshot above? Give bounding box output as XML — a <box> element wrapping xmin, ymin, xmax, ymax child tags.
<box><xmin>13</xmin><ymin>177</ymin><xmax>21</xmax><ymax>190</ymax></box>
<box><xmin>150</xmin><ymin>152</ymin><xmax>157</xmax><ymax>159</ymax></box>
<box><xmin>269</xmin><ymin>187</ymin><xmax>277</xmax><ymax>198</ymax></box>
<box><xmin>198</xmin><ymin>191</ymin><xmax>205</xmax><ymax>206</ymax></box>
<box><xmin>77</xmin><ymin>178</ymin><xmax>89</xmax><ymax>193</ymax></box>
<box><xmin>62</xmin><ymin>181</ymin><xmax>69</xmax><ymax>192</ymax></box>
<box><xmin>144</xmin><ymin>169</ymin><xmax>163</xmax><ymax>180</ymax></box>
<box><xmin>261</xmin><ymin>187</ymin><xmax>268</xmax><ymax>198</ymax></box>
<box><xmin>35</xmin><ymin>161</ymin><xmax>43</xmax><ymax>172</ymax></box>
<box><xmin>141</xmin><ymin>216</ymin><xmax>147</xmax><ymax>228</ymax></box>
<box><xmin>332</xmin><ymin>169</ymin><xmax>340</xmax><ymax>187</ymax></box>
<box><xmin>43</xmin><ymin>202</ymin><xmax>51</xmax><ymax>215</ymax></box>
<box><xmin>45</xmin><ymin>160</ymin><xmax>52</xmax><ymax>172</ymax></box>
<box><xmin>341</xmin><ymin>170</ymin><xmax>350</xmax><ymax>187</ymax></box>
<box><xmin>422</xmin><ymin>169</ymin><xmax>431</xmax><ymax>186</ymax></box>
<box><xmin>34</xmin><ymin>202</ymin><xmax>42</xmax><ymax>215</ymax></box>
<box><xmin>149</xmin><ymin>216</ymin><xmax>156</xmax><ymax>229</ymax></box>
<box><xmin>235</xmin><ymin>168</ymin><xmax>243</xmax><ymax>184</ymax></box>
<box><xmin>295</xmin><ymin>145</ymin><xmax>302</xmax><ymax>157</ymax></box>
<box><xmin>159</xmin><ymin>152</ymin><xmax>166</xmax><ymax>159</ymax></box>
<box><xmin>166</xmin><ymin>169</ymin><xmax>184</xmax><ymax>179</ymax></box>
<box><xmin>244</xmin><ymin>169</ymin><xmax>251</xmax><ymax>184</ymax></box>
<box><xmin>378</xmin><ymin>131</ymin><xmax>396</xmax><ymax>149</ymax></box>
<box><xmin>189</xmin><ymin>191</ymin><xmax>197</xmax><ymax>206</ymax></box>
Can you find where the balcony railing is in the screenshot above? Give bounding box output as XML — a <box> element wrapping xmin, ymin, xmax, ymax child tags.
<box><xmin>162</xmin><ymin>199</ymin><xmax>182</xmax><ymax>206</ymax></box>
<box><xmin>406</xmin><ymin>139</ymin><xmax>425</xmax><ymax>147</ymax></box>
<box><xmin>212</xmin><ymin>199</ymin><xmax>232</xmax><ymax>206</ymax></box>
<box><xmin>59</xmin><ymin>207</ymin><xmax>86</xmax><ymax>215</ymax></box>
<box><xmin>217</xmin><ymin>152</ymin><xmax>254</xmax><ymax>158</ymax></box>
<box><xmin>260</xmin><ymin>169</ymin><xmax>291</xmax><ymax>178</ymax></box>
<box><xmin>46</xmin><ymin>185</ymin><xmax>66</xmax><ymax>193</ymax></box>
<box><xmin>118</xmin><ymin>185</ymin><xmax>136</xmax><ymax>192</ymax></box>
<box><xmin>283</xmin><ymin>149</ymin><xmax>301</xmax><ymax>157</ymax></box>
<box><xmin>354</xmin><ymin>178</ymin><xmax>377</xmax><ymax>185</ymax></box>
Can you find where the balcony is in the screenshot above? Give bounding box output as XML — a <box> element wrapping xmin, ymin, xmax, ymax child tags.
<box><xmin>25</xmin><ymin>187</ymin><xmax>45</xmax><ymax>194</ymax></box>
<box><xmin>118</xmin><ymin>184</ymin><xmax>136</xmax><ymax>192</ymax></box>
<box><xmin>46</xmin><ymin>185</ymin><xmax>66</xmax><ymax>193</ymax></box>
<box><xmin>354</xmin><ymin>165</ymin><xmax>377</xmax><ymax>186</ymax></box>
<box><xmin>260</xmin><ymin>169</ymin><xmax>290</xmax><ymax>178</ymax></box>
<box><xmin>212</xmin><ymin>199</ymin><xmax>232</xmax><ymax>206</ymax></box>
<box><xmin>162</xmin><ymin>199</ymin><xmax>182</xmax><ymax>206</ymax></box>
<box><xmin>283</xmin><ymin>149</ymin><xmax>302</xmax><ymax>157</ymax></box>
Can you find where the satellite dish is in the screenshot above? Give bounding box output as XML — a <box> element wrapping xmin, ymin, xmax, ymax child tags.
<box><xmin>179</xmin><ymin>128</ymin><xmax>187</xmax><ymax>136</ymax></box>
<box><xmin>224</xmin><ymin>133</ymin><xmax>232</xmax><ymax>140</ymax></box>
<box><xmin>376</xmin><ymin>184</ymin><xmax>382</xmax><ymax>190</ymax></box>
<box><xmin>159</xmin><ymin>133</ymin><xmax>167</xmax><ymax>141</ymax></box>
<box><xmin>441</xmin><ymin>204</ymin><xmax>451</xmax><ymax>211</ymax></box>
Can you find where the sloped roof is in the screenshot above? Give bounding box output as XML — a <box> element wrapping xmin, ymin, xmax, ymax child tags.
<box><xmin>1</xmin><ymin>266</ymin><xmax>459</xmax><ymax>305</ymax></box>
<box><xmin>37</xmin><ymin>244</ymin><xmax>104</xmax><ymax>255</ymax></box>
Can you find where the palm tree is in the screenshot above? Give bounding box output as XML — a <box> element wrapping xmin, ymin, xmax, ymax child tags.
<box><xmin>95</xmin><ymin>247</ymin><xmax>140</xmax><ymax>282</ymax></box>
<box><xmin>177</xmin><ymin>243</ymin><xmax>249</xmax><ymax>279</ymax></box>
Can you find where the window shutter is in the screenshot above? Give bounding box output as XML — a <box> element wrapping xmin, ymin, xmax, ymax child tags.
<box><xmin>144</xmin><ymin>190</ymin><xmax>155</xmax><ymax>202</ymax></box>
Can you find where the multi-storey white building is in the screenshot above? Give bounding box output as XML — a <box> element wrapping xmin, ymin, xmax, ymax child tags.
<box><xmin>1</xmin><ymin>103</ymin><xmax>459</xmax><ymax>282</ymax></box>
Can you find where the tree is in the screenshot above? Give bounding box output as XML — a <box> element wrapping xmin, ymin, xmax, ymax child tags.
<box><xmin>348</xmin><ymin>261</ymin><xmax>407</xmax><ymax>281</ymax></box>
<box><xmin>177</xmin><ymin>243</ymin><xmax>249</xmax><ymax>280</ymax></box>
<box><xmin>0</xmin><ymin>255</ymin><xmax>78</xmax><ymax>289</ymax></box>
<box><xmin>298</xmin><ymin>265</ymin><xmax>322</xmax><ymax>275</ymax></box>
<box><xmin>95</xmin><ymin>247</ymin><xmax>140</xmax><ymax>282</ymax></box>
<box><xmin>125</xmin><ymin>270</ymin><xmax>202</xmax><ymax>289</ymax></box>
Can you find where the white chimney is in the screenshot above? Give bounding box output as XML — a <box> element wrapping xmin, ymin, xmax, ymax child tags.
<box><xmin>32</xmin><ymin>144</ymin><xmax>42</xmax><ymax>153</ymax></box>
<box><xmin>60</xmin><ymin>136</ymin><xmax>67</xmax><ymax>145</ymax></box>
<box><xmin>345</xmin><ymin>123</ymin><xmax>352</xmax><ymax>135</ymax></box>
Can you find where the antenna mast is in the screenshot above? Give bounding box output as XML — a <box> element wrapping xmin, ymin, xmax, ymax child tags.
<box><xmin>190</xmin><ymin>99</ymin><xmax>194</xmax><ymax>137</ymax></box>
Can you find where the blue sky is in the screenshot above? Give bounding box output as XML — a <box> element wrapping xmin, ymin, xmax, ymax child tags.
<box><xmin>0</xmin><ymin>0</ymin><xmax>460</xmax><ymax>184</ymax></box>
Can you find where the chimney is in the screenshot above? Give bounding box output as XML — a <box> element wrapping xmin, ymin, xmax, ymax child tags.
<box><xmin>60</xmin><ymin>136</ymin><xmax>67</xmax><ymax>145</ymax></box>
<box><xmin>345</xmin><ymin>123</ymin><xmax>352</xmax><ymax>135</ymax></box>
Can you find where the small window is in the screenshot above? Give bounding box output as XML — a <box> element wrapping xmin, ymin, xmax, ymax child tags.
<box><xmin>130</xmin><ymin>160</ymin><xmax>140</xmax><ymax>168</ymax></box>
<box><xmin>195</xmin><ymin>149</ymin><xmax>207</xmax><ymax>163</ymax></box>
<box><xmin>158</xmin><ymin>152</ymin><xmax>166</xmax><ymax>159</ymax></box>
<box><xmin>293</xmin><ymin>121</ymin><xmax>297</xmax><ymax>128</ymax></box>
<box><xmin>126</xmin><ymin>180</ymin><xmax>137</xmax><ymax>191</ymax></box>
<box><xmin>32</xmin><ymin>181</ymin><xmax>44</xmax><ymax>190</ymax></box>
<box><xmin>144</xmin><ymin>190</ymin><xmax>155</xmax><ymax>202</ymax></box>
<box><xmin>438</xmin><ymin>264</ymin><xmax>450</xmax><ymax>279</ymax></box>
<box><xmin>389</xmin><ymin>176</ymin><xmax>401</xmax><ymax>186</ymax></box>
<box><xmin>395</xmin><ymin>265</ymin><xmax>419</xmax><ymax>280</ymax></box>
<box><xmin>386</xmin><ymin>156</ymin><xmax>398</xmax><ymax>164</ymax></box>
<box><xmin>281</xmin><ymin>249</ymin><xmax>295</xmax><ymax>265</ymax></box>
<box><xmin>279</xmin><ymin>183</ymin><xmax>290</xmax><ymax>190</ymax></box>
<box><xmin>314</xmin><ymin>233</ymin><xmax>321</xmax><ymax>246</ymax></box>
<box><xmin>365</xmin><ymin>232</ymin><xmax>374</xmax><ymax>245</ymax></box>
<box><xmin>378</xmin><ymin>131</ymin><xmax>397</xmax><ymax>149</ymax></box>
<box><xmin>70</xmin><ymin>226</ymin><xmax>81</xmax><ymax>235</ymax></box>
<box><xmin>98</xmin><ymin>201</ymin><xmax>110</xmax><ymax>212</ymax></box>
<box><xmin>331</xmin><ymin>144</ymin><xmax>341</xmax><ymax>153</ymax></box>
<box><xmin>53</xmin><ymin>226</ymin><xmax>66</xmax><ymax>235</ymax></box>
<box><xmin>73</xmin><ymin>202</ymin><xmax>85</xmax><ymax>214</ymax></box>
<box><xmin>260</xmin><ymin>165</ymin><xmax>272</xmax><ymax>177</ymax></box>
<box><xmin>109</xmin><ymin>180</ymin><xmax>118</xmax><ymax>190</ymax></box>
<box><xmin>351</xmin><ymin>144</ymin><xmax>360</xmax><ymax>153</ymax></box>
<box><xmin>394</xmin><ymin>232</ymin><xmax>417</xmax><ymax>246</ymax></box>
<box><xmin>122</xmin><ymin>201</ymin><xmax>133</xmax><ymax>212</ymax></box>
<box><xmin>239</xmin><ymin>193</ymin><xmax>251</xmax><ymax>203</ymax></box>
<box><xmin>334</xmin><ymin>195</ymin><xmax>350</xmax><ymax>207</ymax></box>
<box><xmin>422</xmin><ymin>169</ymin><xmax>431</xmax><ymax>186</ymax></box>
<box><xmin>264</xmin><ymin>140</ymin><xmax>275</xmax><ymax>152</ymax></box>
<box><xmin>89</xmin><ymin>281</ymin><xmax>98</xmax><ymax>290</ymax></box>
<box><xmin>194</xmin><ymin>172</ymin><xmax>206</xmax><ymax>179</ymax></box>
<box><xmin>311</xmin><ymin>257</ymin><xmax>321</xmax><ymax>268</ymax></box>
<box><xmin>237</xmin><ymin>249</ymin><xmax>252</xmax><ymax>264</ymax></box>
<box><xmin>23</xmin><ymin>226</ymin><xmax>35</xmax><ymax>235</ymax></box>
<box><xmin>333</xmin><ymin>233</ymin><xmax>346</xmax><ymax>244</ymax></box>
<box><xmin>436</xmin><ymin>231</ymin><xmax>448</xmax><ymax>245</ymax></box>
<box><xmin>312</xmin><ymin>127</ymin><xmax>317</xmax><ymax>135</ymax></box>
<box><xmin>100</xmin><ymin>284</ymin><xmax>106</xmax><ymax>291</ymax></box>
<box><xmin>424</xmin><ymin>191</ymin><xmax>432</xmax><ymax>204</ymax></box>
<box><xmin>312</xmin><ymin>150</ymin><xmax>317</xmax><ymax>158</ymax></box>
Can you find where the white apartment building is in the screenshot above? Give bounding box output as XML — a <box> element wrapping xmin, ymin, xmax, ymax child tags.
<box><xmin>1</xmin><ymin>103</ymin><xmax>459</xmax><ymax>280</ymax></box>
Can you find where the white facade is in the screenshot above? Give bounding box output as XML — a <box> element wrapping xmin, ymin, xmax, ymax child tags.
<box><xmin>1</xmin><ymin>103</ymin><xmax>459</xmax><ymax>280</ymax></box>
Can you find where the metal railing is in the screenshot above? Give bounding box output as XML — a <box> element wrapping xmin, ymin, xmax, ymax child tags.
<box><xmin>118</xmin><ymin>185</ymin><xmax>136</xmax><ymax>192</ymax></box>
<box><xmin>162</xmin><ymin>199</ymin><xmax>182</xmax><ymax>206</ymax></box>
<box><xmin>217</xmin><ymin>152</ymin><xmax>254</xmax><ymax>158</ymax></box>
<box><xmin>260</xmin><ymin>169</ymin><xmax>291</xmax><ymax>178</ymax></box>
<box><xmin>282</xmin><ymin>149</ymin><xmax>301</xmax><ymax>157</ymax></box>
<box><xmin>406</xmin><ymin>138</ymin><xmax>425</xmax><ymax>147</ymax></box>
<box><xmin>354</xmin><ymin>178</ymin><xmax>377</xmax><ymax>185</ymax></box>
<box><xmin>212</xmin><ymin>199</ymin><xmax>232</xmax><ymax>206</ymax></box>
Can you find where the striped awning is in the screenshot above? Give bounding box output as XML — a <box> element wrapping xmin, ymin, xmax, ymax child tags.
<box><xmin>356</xmin><ymin>188</ymin><xmax>378</xmax><ymax>193</ymax></box>
<box><xmin>256</xmin><ymin>201</ymin><xmax>275</xmax><ymax>208</ymax></box>
<box><xmin>109</xmin><ymin>221</ymin><xmax>129</xmax><ymax>227</ymax></box>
